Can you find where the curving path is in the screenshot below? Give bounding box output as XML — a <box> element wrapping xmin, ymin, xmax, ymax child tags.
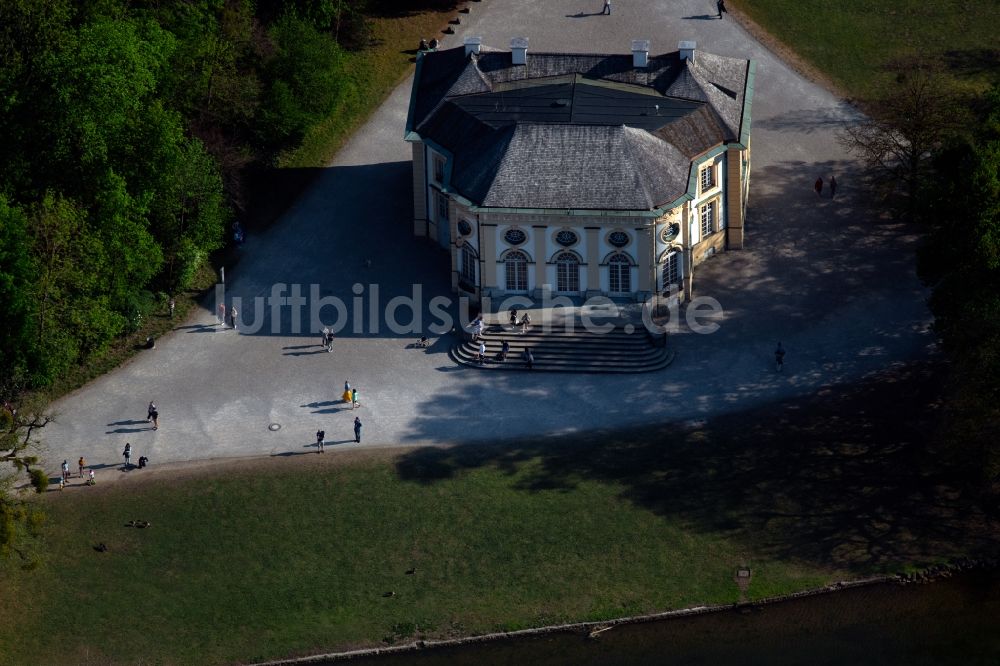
<box><xmin>42</xmin><ymin>0</ymin><xmax>934</xmax><ymax>473</ymax></box>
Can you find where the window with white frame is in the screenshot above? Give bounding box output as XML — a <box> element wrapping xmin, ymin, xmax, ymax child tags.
<box><xmin>700</xmin><ymin>200</ymin><xmax>715</xmax><ymax>237</ymax></box>
<box><xmin>555</xmin><ymin>252</ymin><xmax>580</xmax><ymax>293</ymax></box>
<box><xmin>432</xmin><ymin>154</ymin><xmax>445</xmax><ymax>184</ymax></box>
<box><xmin>460</xmin><ymin>245</ymin><xmax>476</xmax><ymax>285</ymax></box>
<box><xmin>609</xmin><ymin>254</ymin><xmax>631</xmax><ymax>293</ymax></box>
<box><xmin>662</xmin><ymin>250</ymin><xmax>680</xmax><ymax>292</ymax></box>
<box><xmin>700</xmin><ymin>164</ymin><xmax>715</xmax><ymax>191</ymax></box>
<box><xmin>505</xmin><ymin>251</ymin><xmax>528</xmax><ymax>292</ymax></box>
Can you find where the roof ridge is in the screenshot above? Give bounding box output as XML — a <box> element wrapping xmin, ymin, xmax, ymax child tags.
<box><xmin>621</xmin><ymin>127</ymin><xmax>656</xmax><ymax>210</ymax></box>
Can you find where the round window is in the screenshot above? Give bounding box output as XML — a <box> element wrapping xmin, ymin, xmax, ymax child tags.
<box><xmin>457</xmin><ymin>219</ymin><xmax>472</xmax><ymax>236</ymax></box>
<box><xmin>659</xmin><ymin>223</ymin><xmax>680</xmax><ymax>243</ymax></box>
<box><xmin>555</xmin><ymin>229</ymin><xmax>578</xmax><ymax>247</ymax></box>
<box><xmin>504</xmin><ymin>228</ymin><xmax>527</xmax><ymax>245</ymax></box>
<box><xmin>608</xmin><ymin>231</ymin><xmax>630</xmax><ymax>248</ymax></box>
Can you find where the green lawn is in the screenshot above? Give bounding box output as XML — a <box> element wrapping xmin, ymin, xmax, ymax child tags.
<box><xmin>3</xmin><ymin>364</ymin><xmax>994</xmax><ymax>665</ymax></box>
<box><xmin>0</xmin><ymin>454</ymin><xmax>838</xmax><ymax>665</ymax></box>
<box><xmin>734</xmin><ymin>0</ymin><xmax>1000</xmax><ymax>100</ymax></box>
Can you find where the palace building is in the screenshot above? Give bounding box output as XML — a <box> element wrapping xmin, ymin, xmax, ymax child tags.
<box><xmin>405</xmin><ymin>37</ymin><xmax>755</xmax><ymax>304</ymax></box>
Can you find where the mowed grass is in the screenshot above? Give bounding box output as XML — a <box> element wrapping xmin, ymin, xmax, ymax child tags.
<box><xmin>2</xmin><ymin>364</ymin><xmax>994</xmax><ymax>665</ymax></box>
<box><xmin>0</xmin><ymin>453</ymin><xmax>838</xmax><ymax>666</ymax></box>
<box><xmin>734</xmin><ymin>0</ymin><xmax>1000</xmax><ymax>99</ymax></box>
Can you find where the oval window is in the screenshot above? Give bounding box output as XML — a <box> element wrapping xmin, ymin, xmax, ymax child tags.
<box><xmin>457</xmin><ymin>219</ymin><xmax>472</xmax><ymax>236</ymax></box>
<box><xmin>659</xmin><ymin>223</ymin><xmax>680</xmax><ymax>243</ymax></box>
<box><xmin>608</xmin><ymin>231</ymin><xmax>630</xmax><ymax>248</ymax></box>
<box><xmin>504</xmin><ymin>228</ymin><xmax>527</xmax><ymax>245</ymax></box>
<box><xmin>555</xmin><ymin>230</ymin><xmax>578</xmax><ymax>247</ymax></box>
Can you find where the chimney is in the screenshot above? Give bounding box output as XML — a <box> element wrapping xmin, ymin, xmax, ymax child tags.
<box><xmin>464</xmin><ymin>36</ymin><xmax>482</xmax><ymax>57</ymax></box>
<box><xmin>511</xmin><ymin>37</ymin><xmax>528</xmax><ymax>66</ymax></box>
<box><xmin>631</xmin><ymin>39</ymin><xmax>650</xmax><ymax>68</ymax></box>
<box><xmin>678</xmin><ymin>40</ymin><xmax>696</xmax><ymax>62</ymax></box>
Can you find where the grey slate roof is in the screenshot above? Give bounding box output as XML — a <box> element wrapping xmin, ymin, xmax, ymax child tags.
<box><xmin>409</xmin><ymin>45</ymin><xmax>751</xmax><ymax>211</ymax></box>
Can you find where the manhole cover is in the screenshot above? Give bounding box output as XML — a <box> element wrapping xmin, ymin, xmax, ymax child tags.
<box><xmin>268</xmin><ymin>423</ymin><xmax>281</xmax><ymax>431</ymax></box>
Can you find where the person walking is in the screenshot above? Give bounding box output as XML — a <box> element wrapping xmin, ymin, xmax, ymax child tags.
<box><xmin>478</xmin><ymin>340</ymin><xmax>487</xmax><ymax>364</ymax></box>
<box><xmin>218</xmin><ymin>303</ymin><xmax>226</xmax><ymax>326</ymax></box>
<box><xmin>87</xmin><ymin>469</ymin><xmax>96</xmax><ymax>485</ymax></box>
<box><xmin>122</xmin><ymin>443</ymin><xmax>132</xmax><ymax>469</ymax></box>
<box><xmin>147</xmin><ymin>401</ymin><xmax>156</xmax><ymax>422</ymax></box>
<box><xmin>168</xmin><ymin>297</ymin><xmax>176</xmax><ymax>319</ymax></box>
<box><xmin>814</xmin><ymin>176</ymin><xmax>823</xmax><ymax>197</ymax></box>
<box><xmin>316</xmin><ymin>430</ymin><xmax>325</xmax><ymax>454</ymax></box>
<box><xmin>78</xmin><ymin>456</ymin><xmax>86</xmax><ymax>478</ymax></box>
<box><xmin>774</xmin><ymin>342</ymin><xmax>786</xmax><ymax>372</ymax></box>
<box><xmin>229</xmin><ymin>305</ymin><xmax>238</xmax><ymax>331</ymax></box>
<box><xmin>717</xmin><ymin>0</ymin><xmax>727</xmax><ymax>19</ymax></box>
<box><xmin>523</xmin><ymin>347</ymin><xmax>534</xmax><ymax>370</ymax></box>
<box><xmin>509</xmin><ymin>309</ymin><xmax>518</xmax><ymax>329</ymax></box>
<box><xmin>521</xmin><ymin>312</ymin><xmax>531</xmax><ymax>334</ymax></box>
<box><xmin>602</xmin><ymin>0</ymin><xmax>611</xmax><ymax>15</ymax></box>
<box><xmin>829</xmin><ymin>175</ymin><xmax>837</xmax><ymax>199</ymax></box>
<box><xmin>61</xmin><ymin>460</ymin><xmax>70</xmax><ymax>483</ymax></box>
<box><xmin>354</xmin><ymin>417</ymin><xmax>362</xmax><ymax>443</ymax></box>
<box><xmin>351</xmin><ymin>387</ymin><xmax>359</xmax><ymax>409</ymax></box>
<box><xmin>343</xmin><ymin>381</ymin><xmax>352</xmax><ymax>404</ymax></box>
<box><xmin>500</xmin><ymin>339</ymin><xmax>510</xmax><ymax>362</ymax></box>
<box><xmin>151</xmin><ymin>408</ymin><xmax>159</xmax><ymax>431</ymax></box>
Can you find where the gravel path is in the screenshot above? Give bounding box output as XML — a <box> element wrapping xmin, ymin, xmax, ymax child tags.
<box><xmin>41</xmin><ymin>0</ymin><xmax>933</xmax><ymax>476</ymax></box>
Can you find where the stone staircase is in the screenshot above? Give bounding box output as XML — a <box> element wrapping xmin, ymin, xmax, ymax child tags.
<box><xmin>451</xmin><ymin>322</ymin><xmax>673</xmax><ymax>374</ymax></box>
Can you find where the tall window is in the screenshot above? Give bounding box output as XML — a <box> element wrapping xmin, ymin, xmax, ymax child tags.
<box><xmin>460</xmin><ymin>246</ymin><xmax>476</xmax><ymax>285</ymax></box>
<box><xmin>436</xmin><ymin>190</ymin><xmax>449</xmax><ymax>223</ymax></box>
<box><xmin>700</xmin><ymin>165</ymin><xmax>715</xmax><ymax>191</ymax></box>
<box><xmin>700</xmin><ymin>201</ymin><xmax>715</xmax><ymax>237</ymax></box>
<box><xmin>662</xmin><ymin>250</ymin><xmax>680</xmax><ymax>292</ymax></box>
<box><xmin>555</xmin><ymin>252</ymin><xmax>580</xmax><ymax>293</ymax></box>
<box><xmin>505</xmin><ymin>251</ymin><xmax>528</xmax><ymax>292</ymax></box>
<box><xmin>609</xmin><ymin>254</ymin><xmax>631</xmax><ymax>293</ymax></box>
<box><xmin>432</xmin><ymin>154</ymin><xmax>445</xmax><ymax>183</ymax></box>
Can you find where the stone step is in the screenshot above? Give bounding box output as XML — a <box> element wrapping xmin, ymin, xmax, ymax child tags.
<box><xmin>450</xmin><ymin>346</ymin><xmax>674</xmax><ymax>373</ymax></box>
<box><xmin>457</xmin><ymin>342</ymin><xmax>665</xmax><ymax>360</ymax></box>
<box><xmin>452</xmin><ymin>330</ymin><xmax>673</xmax><ymax>373</ymax></box>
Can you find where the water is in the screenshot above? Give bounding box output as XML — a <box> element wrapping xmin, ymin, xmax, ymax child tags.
<box><xmin>336</xmin><ymin>571</ymin><xmax>1000</xmax><ymax>665</ymax></box>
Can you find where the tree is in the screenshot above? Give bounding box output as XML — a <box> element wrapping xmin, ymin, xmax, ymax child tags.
<box><xmin>838</xmin><ymin>63</ymin><xmax>969</xmax><ymax>215</ymax></box>
<box><xmin>0</xmin><ymin>386</ymin><xmax>51</xmax><ymax>564</ymax></box>
<box><xmin>0</xmin><ymin>198</ymin><xmax>38</xmax><ymax>383</ymax></box>
<box><xmin>918</xmin><ymin>85</ymin><xmax>1000</xmax><ymax>502</ymax></box>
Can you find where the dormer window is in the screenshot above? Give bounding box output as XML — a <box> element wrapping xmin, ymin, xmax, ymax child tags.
<box><xmin>700</xmin><ymin>164</ymin><xmax>715</xmax><ymax>192</ymax></box>
<box><xmin>432</xmin><ymin>154</ymin><xmax>445</xmax><ymax>184</ymax></box>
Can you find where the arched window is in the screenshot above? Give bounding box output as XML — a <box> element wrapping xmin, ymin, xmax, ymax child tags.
<box><xmin>609</xmin><ymin>254</ymin><xmax>631</xmax><ymax>294</ymax></box>
<box><xmin>505</xmin><ymin>250</ymin><xmax>528</xmax><ymax>292</ymax></box>
<box><xmin>661</xmin><ymin>250</ymin><xmax>680</xmax><ymax>293</ymax></box>
<box><xmin>460</xmin><ymin>245</ymin><xmax>477</xmax><ymax>285</ymax></box>
<box><xmin>555</xmin><ymin>252</ymin><xmax>580</xmax><ymax>293</ymax></box>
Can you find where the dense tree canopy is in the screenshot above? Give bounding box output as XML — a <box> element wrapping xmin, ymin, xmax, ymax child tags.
<box><xmin>0</xmin><ymin>0</ymin><xmax>365</xmax><ymax>389</ymax></box>
<box><xmin>918</xmin><ymin>86</ymin><xmax>1000</xmax><ymax>492</ymax></box>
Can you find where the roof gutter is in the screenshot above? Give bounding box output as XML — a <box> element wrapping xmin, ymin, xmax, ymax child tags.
<box><xmin>403</xmin><ymin>51</ymin><xmax>426</xmax><ymax>138</ymax></box>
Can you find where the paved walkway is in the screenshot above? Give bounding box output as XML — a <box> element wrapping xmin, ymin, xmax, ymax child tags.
<box><xmin>41</xmin><ymin>0</ymin><xmax>933</xmax><ymax>475</ymax></box>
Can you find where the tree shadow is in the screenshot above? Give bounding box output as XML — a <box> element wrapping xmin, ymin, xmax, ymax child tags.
<box><xmin>942</xmin><ymin>48</ymin><xmax>1000</xmax><ymax>83</ymax></box>
<box><xmin>395</xmin><ymin>361</ymin><xmax>1000</xmax><ymax>572</ymax></box>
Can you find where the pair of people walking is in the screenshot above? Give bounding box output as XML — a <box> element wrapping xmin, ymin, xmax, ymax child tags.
<box><xmin>814</xmin><ymin>175</ymin><xmax>837</xmax><ymax>198</ymax></box>
<box><xmin>342</xmin><ymin>382</ymin><xmax>360</xmax><ymax>409</ymax></box>
<box><xmin>321</xmin><ymin>328</ymin><xmax>334</xmax><ymax>352</ymax></box>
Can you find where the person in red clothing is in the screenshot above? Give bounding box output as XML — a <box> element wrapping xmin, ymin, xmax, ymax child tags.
<box><xmin>814</xmin><ymin>176</ymin><xmax>824</xmax><ymax>196</ymax></box>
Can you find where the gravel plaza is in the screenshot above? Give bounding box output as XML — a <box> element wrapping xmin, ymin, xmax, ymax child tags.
<box><xmin>42</xmin><ymin>0</ymin><xmax>934</xmax><ymax>474</ymax></box>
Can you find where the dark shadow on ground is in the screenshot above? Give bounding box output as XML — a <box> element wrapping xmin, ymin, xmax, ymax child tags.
<box><xmin>202</xmin><ymin>161</ymin><xmax>463</xmax><ymax>340</ymax></box>
<box><xmin>395</xmin><ymin>361</ymin><xmax>1000</xmax><ymax>572</ymax></box>
<box><xmin>682</xmin><ymin>14</ymin><xmax>718</xmax><ymax>20</ymax></box>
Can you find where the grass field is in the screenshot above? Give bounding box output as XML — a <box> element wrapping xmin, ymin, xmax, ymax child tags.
<box><xmin>2</xmin><ymin>363</ymin><xmax>995</xmax><ymax>665</ymax></box>
<box><xmin>734</xmin><ymin>0</ymin><xmax>1000</xmax><ymax>100</ymax></box>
